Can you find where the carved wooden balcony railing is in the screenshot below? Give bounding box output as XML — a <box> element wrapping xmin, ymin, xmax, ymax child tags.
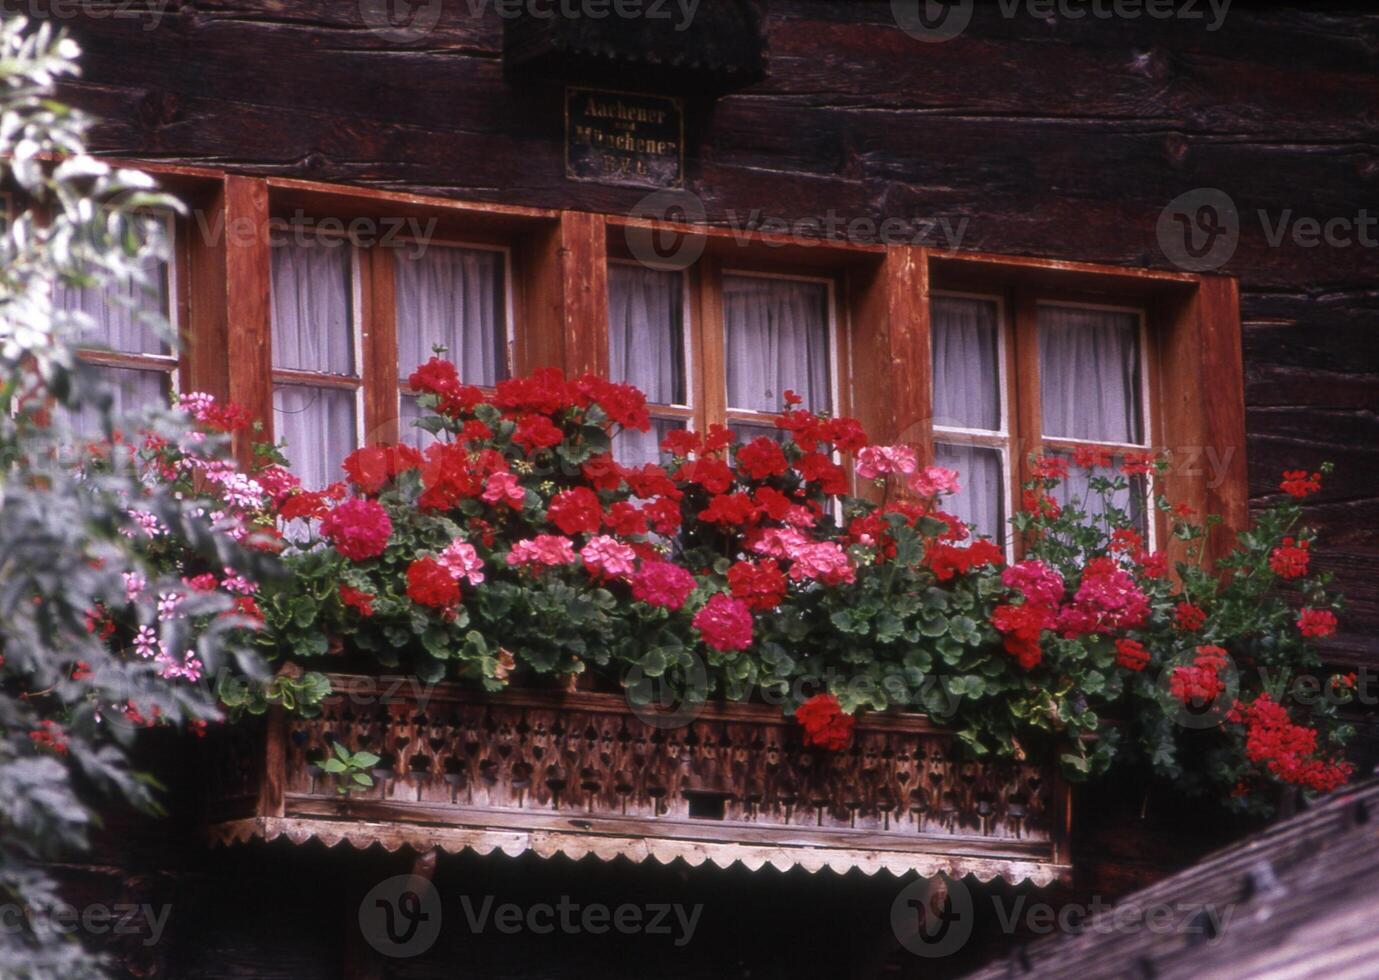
<box><xmin>202</xmin><ymin>674</ymin><xmax>1070</xmax><ymax>885</ymax></box>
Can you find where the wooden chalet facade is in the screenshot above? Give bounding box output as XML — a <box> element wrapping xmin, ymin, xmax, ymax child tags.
<box><xmin>27</xmin><ymin>2</ymin><xmax>1378</xmax><ymax>977</ymax></box>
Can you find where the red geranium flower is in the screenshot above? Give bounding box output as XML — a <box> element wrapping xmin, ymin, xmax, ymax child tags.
<box><xmin>547</xmin><ymin>487</ymin><xmax>603</xmax><ymax>536</ymax></box>
<box><xmin>1173</xmin><ymin>601</ymin><xmax>1207</xmax><ymax>632</ymax></box>
<box><xmin>581</xmin><ymin>453</ymin><xmax>626</xmax><ymax>492</ymax></box>
<box><xmin>735</xmin><ymin>437</ymin><xmax>788</xmax><ymax>481</ymax></box>
<box><xmin>795</xmin><ymin>693</ymin><xmax>855</xmax><ymax>751</ymax></box>
<box><xmin>1269</xmin><ymin>538</ymin><xmax>1311</xmax><ymax>579</ymax></box>
<box><xmin>343</xmin><ymin>444</ymin><xmax>423</xmax><ymax>495</ymax></box>
<box><xmin>606</xmin><ymin>501</ymin><xmax>649</xmax><ymax>537</ymax></box>
<box><xmin>699</xmin><ymin>492</ymin><xmax>760</xmax><ymax>528</ymax></box>
<box><xmin>1115</xmin><ymin>638</ymin><xmax>1150</xmax><ymax>671</ymax></box>
<box><xmin>1297</xmin><ymin>607</ymin><xmax>1337</xmax><ymax>639</ymax></box>
<box><xmin>1029</xmin><ymin>455</ymin><xmax>1069</xmax><ymax>481</ymax></box>
<box><xmin>826</xmin><ymin>416</ymin><xmax>868</xmax><ymax>453</ymax></box>
<box><xmin>727</xmin><ymin>560</ymin><xmax>788</xmax><ymax>611</ymax></box>
<box><xmin>339</xmin><ymin>583</ymin><xmax>376</xmax><ymax>617</ymax></box>
<box><xmin>513</xmin><ymin>414</ymin><xmax>565</xmax><ymax>452</ymax></box>
<box><xmin>675</xmin><ymin>457</ymin><xmax>736</xmax><ymax>495</ymax></box>
<box><xmin>661</xmin><ymin>428</ymin><xmax>702</xmax><ymax>459</ymax></box>
<box><xmin>795</xmin><ymin>453</ymin><xmax>848</xmax><ymax>495</ymax></box>
<box><xmin>1280</xmin><ymin>470</ymin><xmax>1322</xmax><ymax>499</ymax></box>
<box><xmin>406</xmin><ymin>556</ymin><xmax>461</xmax><ymax>609</ymax></box>
<box><xmin>991</xmin><ymin>601</ymin><xmax>1054</xmax><ymax>669</ymax></box>
<box><xmin>927</xmin><ymin>539</ymin><xmax>1004</xmax><ymax>581</ymax></box>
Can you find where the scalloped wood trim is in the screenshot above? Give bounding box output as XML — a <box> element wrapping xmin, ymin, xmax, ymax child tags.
<box><xmin>204</xmin><ymin>817</ymin><xmax>1067</xmax><ymax>887</ymax></box>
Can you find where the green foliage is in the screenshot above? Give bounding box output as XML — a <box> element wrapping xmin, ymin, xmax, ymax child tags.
<box><xmin>319</xmin><ymin>742</ymin><xmax>380</xmax><ymax>795</ymax></box>
<box><xmin>0</xmin><ymin>20</ymin><xmax>288</xmax><ymax>978</ymax></box>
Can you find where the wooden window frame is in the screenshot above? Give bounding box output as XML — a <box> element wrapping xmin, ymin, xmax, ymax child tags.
<box><xmin>268</xmin><ymin>228</ymin><xmax>367</xmax><ymax>466</ymax></box>
<box><xmin>927</xmin><ymin>251</ymin><xmax>1245</xmax><ymax>563</ymax></box>
<box><xmin>603</xmin><ymin>220</ymin><xmax>875</xmax><ymax>477</ymax></box>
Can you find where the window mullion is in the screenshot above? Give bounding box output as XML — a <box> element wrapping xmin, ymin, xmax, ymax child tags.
<box><xmin>361</xmin><ymin>244</ymin><xmax>399</xmax><ymax>446</ymax></box>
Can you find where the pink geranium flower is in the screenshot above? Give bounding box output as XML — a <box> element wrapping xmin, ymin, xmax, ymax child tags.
<box><xmin>856</xmin><ymin>445</ymin><xmax>919</xmax><ymax>480</ymax></box>
<box><xmin>507</xmin><ymin>535</ymin><xmax>577</xmax><ymax>568</ymax></box>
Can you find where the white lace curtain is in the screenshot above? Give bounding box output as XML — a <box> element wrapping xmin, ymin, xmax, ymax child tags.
<box><xmin>395</xmin><ymin>246</ymin><xmax>505</xmax><ymax>385</ymax></box>
<box><xmin>607</xmin><ymin>265</ymin><xmax>685</xmax><ymax>467</ymax></box>
<box><xmin>1038</xmin><ymin>305</ymin><xmax>1143</xmax><ymax>444</ymax></box>
<box><xmin>270</xmin><ymin>240</ymin><xmax>357</xmax><ymax>488</ymax></box>
<box><xmin>395</xmin><ymin>245</ymin><xmax>504</xmax><ymax>449</ymax></box>
<box><xmin>932</xmin><ymin>296</ymin><xmax>1004</xmax><ymax>541</ymax></box>
<box><xmin>58</xmin><ymin>253</ymin><xmax>173</xmax><ymax>438</ymax></box>
<box><xmin>723</xmin><ymin>274</ymin><xmax>831</xmax><ymax>415</ymax></box>
<box><xmin>608</xmin><ymin>264</ymin><xmax>685</xmax><ymax>405</ymax></box>
<box><xmin>57</xmin><ymin>252</ymin><xmax>170</xmax><ymax>357</ymax></box>
<box><xmin>932</xmin><ymin>295</ymin><xmax>1000</xmax><ymax>432</ymax></box>
<box><xmin>934</xmin><ymin>442</ymin><xmax>1005</xmax><ymax>543</ymax></box>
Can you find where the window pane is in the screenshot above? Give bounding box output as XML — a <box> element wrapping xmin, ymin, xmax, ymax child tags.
<box><xmin>58</xmin><ymin>253</ymin><xmax>170</xmax><ymax>356</ymax></box>
<box><xmin>932</xmin><ymin>295</ymin><xmax>1000</xmax><ymax>431</ymax></box>
<box><xmin>271</xmin><ymin>239</ymin><xmax>354</xmax><ymax>375</ymax></box>
<box><xmin>73</xmin><ymin>366</ymin><xmax>168</xmax><ymax>438</ymax></box>
<box><xmin>613</xmin><ymin>417</ymin><xmax>683</xmax><ymax>469</ymax></box>
<box><xmin>934</xmin><ymin>442</ymin><xmax>1005</xmax><ymax>544</ymax></box>
<box><xmin>396</xmin><ymin>246</ymin><xmax>506</xmax><ymax>386</ymax></box>
<box><xmin>273</xmin><ymin>385</ymin><xmax>357</xmax><ymax>490</ymax></box>
<box><xmin>1038</xmin><ymin>305</ymin><xmax>1143</xmax><ymax>444</ymax></box>
<box><xmin>1049</xmin><ymin>455</ymin><xmax>1148</xmax><ymax>534</ymax></box>
<box><xmin>607</xmin><ymin>264</ymin><xmax>685</xmax><ymax>405</ymax></box>
<box><xmin>723</xmin><ymin>275</ymin><xmax>831</xmax><ymax>414</ymax></box>
<box><xmin>728</xmin><ymin>419</ymin><xmax>784</xmax><ymax>445</ymax></box>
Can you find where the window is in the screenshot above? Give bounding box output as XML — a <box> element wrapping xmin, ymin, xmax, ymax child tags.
<box><xmin>606</xmin><ymin>261</ymin><xmax>691</xmax><ymax>466</ymax></box>
<box><xmin>929</xmin><ymin>290</ymin><xmax>1153</xmax><ymax>549</ymax></box>
<box><xmin>931</xmin><ymin>293</ymin><xmax>1011</xmax><ymax>547</ymax></box>
<box><xmin>605</xmin><ymin>261</ymin><xmax>841</xmax><ymax>466</ymax></box>
<box><xmin>1036</xmin><ymin>302</ymin><xmax>1150</xmax><ymax>531</ymax></box>
<box><xmin>721</xmin><ymin>272</ymin><xmax>834</xmax><ymax>441</ymax></box>
<box><xmin>270</xmin><ymin>237</ymin><xmax>360</xmax><ymax>490</ymax></box>
<box><xmin>395</xmin><ymin>243</ymin><xmax>509</xmax><ymax>448</ymax></box>
<box><xmin>60</xmin><ymin>211</ymin><xmax>179</xmax><ymax>434</ymax></box>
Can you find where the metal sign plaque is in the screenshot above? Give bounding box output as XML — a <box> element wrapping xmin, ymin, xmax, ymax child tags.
<box><xmin>565</xmin><ymin>86</ymin><xmax>684</xmax><ymax>189</ymax></box>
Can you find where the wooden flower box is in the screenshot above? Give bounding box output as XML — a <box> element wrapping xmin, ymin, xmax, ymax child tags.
<box><xmin>202</xmin><ymin>674</ymin><xmax>1071</xmax><ymax>885</ymax></box>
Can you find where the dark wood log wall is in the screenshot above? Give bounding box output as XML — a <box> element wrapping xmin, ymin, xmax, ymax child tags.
<box><xmin>31</xmin><ymin>2</ymin><xmax>1379</xmax><ymax>977</ymax></box>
